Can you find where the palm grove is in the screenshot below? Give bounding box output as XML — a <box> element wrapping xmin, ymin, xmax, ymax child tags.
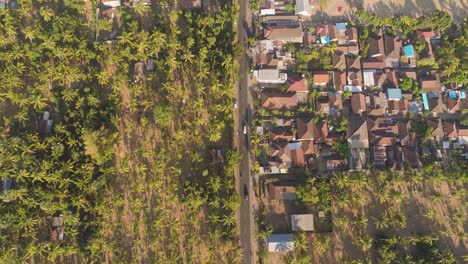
<box><xmin>0</xmin><ymin>0</ymin><xmax>242</xmax><ymax>263</ymax></box>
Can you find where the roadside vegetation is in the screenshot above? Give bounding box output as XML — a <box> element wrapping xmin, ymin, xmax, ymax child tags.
<box><xmin>0</xmin><ymin>0</ymin><xmax>241</xmax><ymax>263</ymax></box>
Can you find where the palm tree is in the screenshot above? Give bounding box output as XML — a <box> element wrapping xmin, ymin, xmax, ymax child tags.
<box><xmin>354</xmin><ymin>235</ymin><xmax>373</xmax><ymax>253</ymax></box>
<box><xmin>435</xmin><ymin>250</ymin><xmax>458</xmax><ymax>264</ymax></box>
<box><xmin>372</xmin><ymin>212</ymin><xmax>389</xmax><ymax>230</ymax></box>
<box><xmin>294</xmin><ymin>233</ymin><xmax>308</xmax><ymax>252</ymax></box>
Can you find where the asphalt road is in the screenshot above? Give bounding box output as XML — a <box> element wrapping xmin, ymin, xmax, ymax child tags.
<box><xmin>236</xmin><ymin>0</ymin><xmax>254</xmax><ymax>263</ymax></box>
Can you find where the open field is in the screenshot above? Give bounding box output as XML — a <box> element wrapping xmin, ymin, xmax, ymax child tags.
<box><xmin>312</xmin><ymin>0</ymin><xmax>468</xmax><ymax>23</ymax></box>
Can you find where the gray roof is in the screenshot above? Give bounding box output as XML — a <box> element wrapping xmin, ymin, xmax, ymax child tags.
<box><xmin>268</xmin><ymin>234</ymin><xmax>295</xmax><ymax>252</ymax></box>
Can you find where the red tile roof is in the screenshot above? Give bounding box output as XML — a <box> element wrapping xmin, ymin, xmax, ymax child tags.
<box><xmin>313</xmin><ymin>71</ymin><xmax>330</xmax><ymax>84</ymax></box>
<box><xmin>261</xmin><ymin>92</ymin><xmax>298</xmax><ymax>109</ymax></box>
<box><xmin>287</xmin><ymin>75</ymin><xmax>308</xmax><ymax>92</ymax></box>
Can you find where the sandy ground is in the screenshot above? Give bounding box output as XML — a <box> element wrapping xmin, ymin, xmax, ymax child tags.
<box><xmin>311</xmin><ymin>0</ymin><xmax>467</xmax><ymax>23</ymax></box>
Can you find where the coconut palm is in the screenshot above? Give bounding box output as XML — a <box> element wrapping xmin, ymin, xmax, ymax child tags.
<box><xmin>354</xmin><ymin>235</ymin><xmax>373</xmax><ymax>253</ymax></box>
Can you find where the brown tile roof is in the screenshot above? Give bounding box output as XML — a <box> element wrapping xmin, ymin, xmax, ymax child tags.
<box><xmin>347</xmin><ymin>115</ymin><xmax>369</xmax><ymax>148</ymax></box>
<box><xmin>256</xmin><ymin>53</ymin><xmax>274</xmax><ymax>65</ymax></box>
<box><xmin>446</xmin><ymin>97</ymin><xmax>461</xmax><ymax>112</ymax></box>
<box><xmin>346</xmin><ymin>26</ymin><xmax>358</xmax><ymax>41</ymax></box>
<box><xmin>348</xmin><ymin>70</ymin><xmax>362</xmax><ymax>86</ymax></box>
<box><xmin>313</xmin><ymin>71</ymin><xmax>330</xmax><ymax>84</ymax></box>
<box><xmin>351</xmin><ymin>93</ymin><xmax>366</xmax><ymax>113</ymax></box>
<box><xmin>268</xmin><ymin>182</ymin><xmax>297</xmax><ymax>200</ymax></box>
<box><xmin>303</xmin><ymin>33</ymin><xmax>316</xmax><ymax>47</ymax></box>
<box><xmin>384</xmin><ymin>34</ymin><xmax>402</xmax><ymax>59</ymax></box>
<box><xmin>333</xmin><ymin>71</ymin><xmax>346</xmax><ymax>91</ymax></box>
<box><xmin>368</xmin><ymin>31</ymin><xmax>384</xmax><ymax>57</ymax></box>
<box><xmin>427</xmin><ymin>96</ymin><xmax>446</xmax><ymax>114</ymax></box>
<box><xmin>302</xmin><ymin>140</ymin><xmax>319</xmax><ymax>155</ymax></box>
<box><xmin>270</xmin><ymin>127</ymin><xmax>295</xmax><ymax>141</ymax></box>
<box><xmin>261</xmin><ymin>92</ymin><xmax>298</xmax><ymax>109</ymax></box>
<box><xmin>416</xmin><ymin>30</ymin><xmax>440</xmax><ymax>40</ymax></box>
<box><xmin>271</xmin><ymin>141</ymin><xmax>292</xmax><ymax>162</ymax></box>
<box><xmin>346</xmin><ymin>55</ymin><xmax>361</xmax><ymax>70</ymax></box>
<box><xmin>328</xmin><ymin>24</ymin><xmax>337</xmax><ymax>40</ymax></box>
<box><xmin>420</xmin><ymin>74</ymin><xmax>441</xmax><ymax>92</ymax></box>
<box><xmin>366</xmin><ymin>93</ymin><xmax>388</xmax><ymax>116</ymax></box>
<box><xmin>325</xmin><ymin>155</ymin><xmax>348</xmax><ymax>170</ymax></box>
<box><xmin>402</xmin><ymin>147</ymin><xmax>420</xmax><ymax>168</ymax></box>
<box><xmin>427</xmin><ymin>118</ymin><xmax>444</xmax><ymax>138</ymax></box>
<box><xmin>297</xmin><ymin>117</ymin><xmax>317</xmax><ymax>140</ymax></box>
<box><xmin>328</xmin><ymin>93</ymin><xmax>343</xmax><ymax>111</ymax></box>
<box><xmin>315</xmin><ymin>95</ymin><xmax>330</xmax><ymax>113</ymax></box>
<box><xmin>316</xmin><ymin>24</ymin><xmax>328</xmax><ymax>36</ymax></box>
<box><xmin>333</xmin><ymin>51</ymin><xmax>346</xmax><ymax>71</ymax></box>
<box><xmin>287</xmin><ymin>75</ymin><xmax>308</xmax><ymax>92</ymax></box>
<box><xmin>362</xmin><ymin>56</ymin><xmax>386</xmax><ymax>69</ymax></box>
<box><xmin>291</xmin><ymin>148</ymin><xmax>305</xmax><ymax>166</ymax></box>
<box><xmin>458</xmin><ymin>126</ymin><xmax>468</xmax><ymax>136</ymax></box>
<box><xmin>443</xmin><ymin>121</ymin><xmax>458</xmax><ymax>138</ymax></box>
<box><xmin>397</xmin><ymin>119</ymin><xmax>414</xmax><ymax>147</ymax></box>
<box><xmin>263</xmin><ymin>17</ymin><xmax>303</xmax><ymax>42</ymax></box>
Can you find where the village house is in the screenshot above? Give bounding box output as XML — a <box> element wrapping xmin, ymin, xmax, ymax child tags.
<box><xmin>325</xmin><ymin>155</ymin><xmax>348</xmax><ymax>171</ymax></box>
<box><xmin>295</xmin><ymin>0</ymin><xmax>312</xmax><ymax>16</ymax></box>
<box><xmin>332</xmin><ymin>51</ymin><xmax>346</xmax><ymax>71</ymax></box>
<box><xmin>366</xmin><ymin>93</ymin><xmax>388</xmax><ymax>116</ymax></box>
<box><xmin>261</xmin><ymin>92</ymin><xmax>299</xmax><ymax>109</ymax></box>
<box><xmin>328</xmin><ymin>92</ymin><xmax>343</xmax><ymax>116</ymax></box>
<box><xmin>333</xmin><ymin>71</ymin><xmax>346</xmax><ymax>91</ymax></box>
<box><xmin>367</xmin><ymin>30</ymin><xmax>385</xmax><ymax>58</ymax></box>
<box><xmin>351</xmin><ymin>93</ymin><xmax>366</xmax><ymax>114</ymax></box>
<box><xmin>100</xmin><ymin>0</ymin><xmax>121</xmax><ymax>7</ymax></box>
<box><xmin>383</xmin><ymin>33</ymin><xmax>402</xmax><ymax>67</ymax></box>
<box><xmin>312</xmin><ymin>71</ymin><xmax>330</xmax><ymax>87</ymax></box>
<box><xmin>50</xmin><ymin>214</ymin><xmax>64</xmax><ymax>241</ymax></box>
<box><xmin>37</xmin><ymin>111</ymin><xmax>53</xmax><ymax>134</ymax></box>
<box><xmin>291</xmin><ymin>214</ymin><xmax>315</xmax><ymax>231</ymax></box>
<box><xmin>268</xmin><ymin>181</ymin><xmax>297</xmax><ymax>200</ymax></box>
<box><xmin>419</xmin><ymin>73</ymin><xmax>442</xmax><ymax>93</ymax></box>
<box><xmin>296</xmin><ymin>117</ymin><xmax>328</xmax><ymax>142</ymax></box>
<box><xmin>422</xmin><ymin>92</ymin><xmax>446</xmax><ymax>117</ymax></box>
<box><xmin>270</xmin><ymin>127</ymin><xmax>295</xmax><ymax>141</ymax></box>
<box><xmin>267</xmin><ymin>234</ymin><xmax>294</xmax><ymax>252</ymax></box>
<box><xmin>262</xmin><ymin>16</ymin><xmax>304</xmax><ymax>43</ymax></box>
<box><xmin>256</xmin><ymin>69</ymin><xmax>288</xmax><ymax>84</ymax></box>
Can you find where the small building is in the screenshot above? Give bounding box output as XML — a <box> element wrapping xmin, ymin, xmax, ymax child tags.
<box><xmin>312</xmin><ymin>71</ymin><xmax>330</xmax><ymax>86</ymax></box>
<box><xmin>291</xmin><ymin>214</ymin><xmax>314</xmax><ymax>231</ymax></box>
<box><xmin>261</xmin><ymin>92</ymin><xmax>298</xmax><ymax>109</ymax></box>
<box><xmin>386</xmin><ymin>88</ymin><xmax>403</xmax><ymax>100</ymax></box>
<box><xmin>256</xmin><ymin>69</ymin><xmax>287</xmax><ymax>84</ymax></box>
<box><xmin>268</xmin><ymin>181</ymin><xmax>297</xmax><ymax>200</ymax></box>
<box><xmin>295</xmin><ymin>0</ymin><xmax>312</xmax><ymax>16</ymax></box>
<box><xmin>50</xmin><ymin>214</ymin><xmax>64</xmax><ymax>241</ymax></box>
<box><xmin>268</xmin><ymin>234</ymin><xmax>295</xmax><ymax>252</ymax></box>
<box><xmin>2</xmin><ymin>178</ymin><xmax>12</xmax><ymax>193</ymax></box>
<box><xmin>0</xmin><ymin>0</ymin><xmax>6</xmax><ymax>8</ymax></box>
<box><xmin>263</xmin><ymin>16</ymin><xmax>303</xmax><ymax>43</ymax></box>
<box><xmin>100</xmin><ymin>0</ymin><xmax>121</xmax><ymax>7</ymax></box>
<box><xmin>37</xmin><ymin>111</ymin><xmax>53</xmax><ymax>134</ymax></box>
<box><xmin>351</xmin><ymin>93</ymin><xmax>366</xmax><ymax>114</ymax></box>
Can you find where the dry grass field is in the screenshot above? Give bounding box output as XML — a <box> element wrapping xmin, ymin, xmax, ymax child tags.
<box><xmin>266</xmin><ymin>174</ymin><xmax>468</xmax><ymax>263</ymax></box>
<box><xmin>312</xmin><ymin>0</ymin><xmax>468</xmax><ymax>23</ymax></box>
